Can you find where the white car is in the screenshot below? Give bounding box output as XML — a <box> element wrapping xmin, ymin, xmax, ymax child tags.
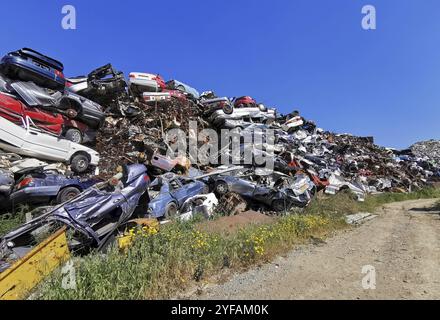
<box><xmin>0</xmin><ymin>116</ymin><xmax>99</xmax><ymax>173</ymax></box>
<box><xmin>209</xmin><ymin>106</ymin><xmax>277</xmax><ymax>127</ymax></box>
<box><xmin>281</xmin><ymin>116</ymin><xmax>304</xmax><ymax>132</ymax></box>
<box><xmin>129</xmin><ymin>72</ymin><xmax>164</xmax><ymax>96</ymax></box>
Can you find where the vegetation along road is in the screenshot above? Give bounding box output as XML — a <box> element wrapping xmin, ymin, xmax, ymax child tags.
<box><xmin>190</xmin><ymin>199</ymin><xmax>440</xmax><ymax>299</ymax></box>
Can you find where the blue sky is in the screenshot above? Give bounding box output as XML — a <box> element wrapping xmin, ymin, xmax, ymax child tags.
<box><xmin>1</xmin><ymin>0</ymin><xmax>439</xmax><ymax>148</ymax></box>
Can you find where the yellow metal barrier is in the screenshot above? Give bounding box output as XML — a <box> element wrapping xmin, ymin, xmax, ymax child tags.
<box><xmin>0</xmin><ymin>227</ymin><xmax>70</xmax><ymax>300</ymax></box>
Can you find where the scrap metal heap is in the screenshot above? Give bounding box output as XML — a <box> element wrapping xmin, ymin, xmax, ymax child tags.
<box><xmin>95</xmin><ymin>98</ymin><xmax>201</xmax><ymax>177</ymax></box>
<box><xmin>0</xmin><ymin>46</ymin><xmax>439</xmax><ymax>224</ymax></box>
<box><xmin>411</xmin><ymin>140</ymin><xmax>440</xmax><ymax>167</ymax></box>
<box><xmin>1</xmin><ymin>47</ymin><xmax>440</xmax><ymax>267</ymax></box>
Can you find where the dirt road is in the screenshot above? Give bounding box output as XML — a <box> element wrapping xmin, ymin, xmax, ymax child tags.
<box><xmin>191</xmin><ymin>199</ymin><xmax>440</xmax><ymax>300</ymax></box>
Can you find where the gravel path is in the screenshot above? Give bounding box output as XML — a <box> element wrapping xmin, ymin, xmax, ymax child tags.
<box><xmin>187</xmin><ymin>199</ymin><xmax>440</xmax><ymax>300</ymax></box>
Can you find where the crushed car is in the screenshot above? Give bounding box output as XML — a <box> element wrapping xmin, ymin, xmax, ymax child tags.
<box><xmin>207</xmin><ymin>103</ymin><xmax>277</xmax><ymax>128</ymax></box>
<box><xmin>10</xmin><ymin>167</ymin><xmax>101</xmax><ymax>206</ymax></box>
<box><xmin>179</xmin><ymin>193</ymin><xmax>218</xmax><ymax>221</ymax></box>
<box><xmin>0</xmin><ymin>48</ymin><xmax>65</xmax><ymax>90</ymax></box>
<box><xmin>147</xmin><ymin>173</ymin><xmax>208</xmax><ymax>219</ymax></box>
<box><xmin>0</xmin><ymin>92</ymin><xmax>91</xmax><ymax>143</ymax></box>
<box><xmin>166</xmin><ymin>79</ymin><xmax>200</xmax><ymax>99</ymax></box>
<box><xmin>211</xmin><ymin>170</ymin><xmax>315</xmax><ymax>211</ymax></box>
<box><xmin>0</xmin><ymin>116</ymin><xmax>99</xmax><ymax>173</ymax></box>
<box><xmin>10</xmin><ymin>81</ymin><xmax>105</xmax><ymax>129</ymax></box>
<box><xmin>128</xmin><ymin>72</ymin><xmax>166</xmax><ymax>96</ymax></box>
<box><xmin>0</xmin><ymin>164</ymin><xmax>151</xmax><ymax>272</ymax></box>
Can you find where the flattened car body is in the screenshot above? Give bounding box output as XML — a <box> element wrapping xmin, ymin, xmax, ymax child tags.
<box><xmin>10</xmin><ymin>81</ymin><xmax>105</xmax><ymax>129</ymax></box>
<box><xmin>148</xmin><ymin>174</ymin><xmax>207</xmax><ymax>218</ymax></box>
<box><xmin>0</xmin><ymin>164</ymin><xmax>151</xmax><ymax>270</ymax></box>
<box><xmin>0</xmin><ymin>116</ymin><xmax>99</xmax><ymax>173</ymax></box>
<box><xmin>0</xmin><ymin>48</ymin><xmax>65</xmax><ymax>90</ymax></box>
<box><xmin>212</xmin><ymin>173</ymin><xmax>314</xmax><ymax>211</ymax></box>
<box><xmin>10</xmin><ymin>170</ymin><xmax>101</xmax><ymax>205</ymax></box>
<box><xmin>166</xmin><ymin>79</ymin><xmax>199</xmax><ymax>99</ymax></box>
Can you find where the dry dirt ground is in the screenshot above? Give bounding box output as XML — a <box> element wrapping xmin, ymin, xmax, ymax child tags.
<box><xmin>188</xmin><ymin>199</ymin><xmax>440</xmax><ymax>300</ymax></box>
<box><xmin>197</xmin><ymin>210</ymin><xmax>274</xmax><ymax>235</ymax></box>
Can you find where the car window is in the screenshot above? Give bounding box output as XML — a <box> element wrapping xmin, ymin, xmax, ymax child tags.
<box><xmin>169</xmin><ymin>179</ymin><xmax>181</xmax><ymax>190</ymax></box>
<box><xmin>180</xmin><ymin>178</ymin><xmax>195</xmax><ymax>186</ymax></box>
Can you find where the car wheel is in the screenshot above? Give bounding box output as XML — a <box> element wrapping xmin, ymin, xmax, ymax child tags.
<box><xmin>71</xmin><ymin>154</ymin><xmax>90</xmax><ymax>173</ymax></box>
<box><xmin>215</xmin><ymin>181</ymin><xmax>229</xmax><ymax>195</ymax></box>
<box><xmin>66</xmin><ymin>108</ymin><xmax>79</xmax><ymax>119</ymax></box>
<box><xmin>272</xmin><ymin>199</ymin><xmax>287</xmax><ymax>212</ymax></box>
<box><xmin>258</xmin><ymin>104</ymin><xmax>267</xmax><ymax>112</ymax></box>
<box><xmin>64</xmin><ymin>128</ymin><xmax>83</xmax><ymax>144</ymax></box>
<box><xmin>56</xmin><ymin>186</ymin><xmax>81</xmax><ymax>204</ymax></box>
<box><xmin>222</xmin><ymin>103</ymin><xmax>234</xmax><ymax>115</ymax></box>
<box><xmin>177</xmin><ymin>85</ymin><xmax>185</xmax><ymax>93</ymax></box>
<box><xmin>164</xmin><ymin>202</ymin><xmax>178</xmax><ymax>219</ymax></box>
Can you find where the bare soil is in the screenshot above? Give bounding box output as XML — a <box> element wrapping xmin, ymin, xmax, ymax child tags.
<box><xmin>197</xmin><ymin>210</ymin><xmax>274</xmax><ymax>235</ymax></box>
<box><xmin>189</xmin><ymin>199</ymin><xmax>440</xmax><ymax>299</ymax></box>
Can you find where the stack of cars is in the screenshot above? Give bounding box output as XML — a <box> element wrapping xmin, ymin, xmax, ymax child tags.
<box><xmin>0</xmin><ymin>48</ymin><xmax>105</xmax><ymax>143</ymax></box>
<box><xmin>0</xmin><ymin>48</ymin><xmax>103</xmax><ymax>212</ymax></box>
<box><xmin>0</xmin><ymin>49</ymin><xmax>102</xmax><ymax>173</ymax></box>
<box><xmin>1</xmin><ymin>46</ymin><xmax>440</xmax><ymax>259</ymax></box>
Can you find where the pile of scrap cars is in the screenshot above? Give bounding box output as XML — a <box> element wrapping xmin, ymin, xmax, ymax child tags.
<box><xmin>1</xmin><ymin>47</ymin><xmax>440</xmax><ymax>274</ymax></box>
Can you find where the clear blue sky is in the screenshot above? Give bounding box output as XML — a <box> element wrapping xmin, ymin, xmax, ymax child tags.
<box><xmin>1</xmin><ymin>0</ymin><xmax>439</xmax><ymax>148</ymax></box>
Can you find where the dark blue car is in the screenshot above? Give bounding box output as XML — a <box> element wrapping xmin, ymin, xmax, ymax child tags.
<box><xmin>0</xmin><ymin>48</ymin><xmax>65</xmax><ymax>90</ymax></box>
<box><xmin>10</xmin><ymin>170</ymin><xmax>101</xmax><ymax>206</ymax></box>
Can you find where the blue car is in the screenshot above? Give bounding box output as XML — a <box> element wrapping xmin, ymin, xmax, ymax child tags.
<box><xmin>10</xmin><ymin>169</ymin><xmax>101</xmax><ymax>206</ymax></box>
<box><xmin>148</xmin><ymin>174</ymin><xmax>208</xmax><ymax>219</ymax></box>
<box><xmin>0</xmin><ymin>48</ymin><xmax>65</xmax><ymax>90</ymax></box>
<box><xmin>166</xmin><ymin>79</ymin><xmax>200</xmax><ymax>99</ymax></box>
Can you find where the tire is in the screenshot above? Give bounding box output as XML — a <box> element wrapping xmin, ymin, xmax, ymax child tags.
<box><xmin>272</xmin><ymin>199</ymin><xmax>287</xmax><ymax>212</ymax></box>
<box><xmin>164</xmin><ymin>202</ymin><xmax>178</xmax><ymax>219</ymax></box>
<box><xmin>56</xmin><ymin>186</ymin><xmax>81</xmax><ymax>204</ymax></box>
<box><xmin>177</xmin><ymin>85</ymin><xmax>185</xmax><ymax>93</ymax></box>
<box><xmin>215</xmin><ymin>181</ymin><xmax>229</xmax><ymax>195</ymax></box>
<box><xmin>70</xmin><ymin>154</ymin><xmax>90</xmax><ymax>173</ymax></box>
<box><xmin>258</xmin><ymin>104</ymin><xmax>267</xmax><ymax>112</ymax></box>
<box><xmin>64</xmin><ymin>128</ymin><xmax>83</xmax><ymax>144</ymax></box>
<box><xmin>222</xmin><ymin>103</ymin><xmax>233</xmax><ymax>115</ymax></box>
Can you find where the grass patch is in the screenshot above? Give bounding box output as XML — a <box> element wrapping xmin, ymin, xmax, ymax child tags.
<box><xmin>27</xmin><ymin>187</ymin><xmax>440</xmax><ymax>299</ymax></box>
<box><xmin>37</xmin><ymin>214</ymin><xmax>343</xmax><ymax>300</ymax></box>
<box><xmin>0</xmin><ymin>205</ymin><xmax>29</xmax><ymax>236</ymax></box>
<box><xmin>305</xmin><ymin>187</ymin><xmax>440</xmax><ymax>216</ymax></box>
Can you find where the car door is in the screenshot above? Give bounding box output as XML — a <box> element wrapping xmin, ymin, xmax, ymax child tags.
<box><xmin>25</xmin><ymin>105</ymin><xmax>63</xmax><ymax>135</ymax></box>
<box><xmin>168</xmin><ymin>178</ymin><xmax>187</xmax><ymax>206</ymax></box>
<box><xmin>21</xmin><ymin>118</ymin><xmax>70</xmax><ymax>161</ymax></box>
<box><xmin>181</xmin><ymin>180</ymin><xmax>204</xmax><ymax>199</ymax></box>
<box><xmin>0</xmin><ymin>116</ymin><xmax>25</xmax><ymax>150</ymax></box>
<box><xmin>231</xmin><ymin>177</ymin><xmax>256</xmax><ymax>197</ymax></box>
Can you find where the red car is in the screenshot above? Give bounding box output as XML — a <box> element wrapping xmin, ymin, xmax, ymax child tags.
<box><xmin>0</xmin><ymin>93</ymin><xmax>90</xmax><ymax>143</ymax></box>
<box><xmin>234</xmin><ymin>96</ymin><xmax>257</xmax><ymax>108</ymax></box>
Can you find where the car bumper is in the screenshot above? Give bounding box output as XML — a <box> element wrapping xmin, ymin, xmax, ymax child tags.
<box><xmin>1</xmin><ymin>56</ymin><xmax>65</xmax><ymax>89</ymax></box>
<box><xmin>10</xmin><ymin>186</ymin><xmax>60</xmax><ymax>202</ymax></box>
<box><xmin>89</xmin><ymin>153</ymin><xmax>100</xmax><ymax>166</ymax></box>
